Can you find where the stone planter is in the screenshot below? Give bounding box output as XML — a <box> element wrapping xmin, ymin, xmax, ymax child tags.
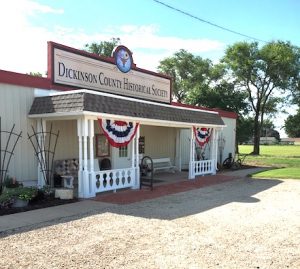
<box><xmin>12</xmin><ymin>199</ymin><xmax>29</xmax><ymax>208</ymax></box>
<box><xmin>55</xmin><ymin>188</ymin><xmax>74</xmax><ymax>200</ymax></box>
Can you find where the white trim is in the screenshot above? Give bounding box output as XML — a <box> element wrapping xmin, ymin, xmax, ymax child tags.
<box><xmin>77</xmin><ymin>118</ymin><xmax>83</xmax><ymax>198</ymax></box>
<box><xmin>49</xmin><ymin>89</ymin><xmax>219</xmax><ymax>115</ymax></box>
<box><xmin>29</xmin><ymin>111</ymin><xmax>226</xmax><ymax>129</ymax></box>
<box><xmin>189</xmin><ymin>127</ymin><xmax>194</xmax><ymax>180</ymax></box>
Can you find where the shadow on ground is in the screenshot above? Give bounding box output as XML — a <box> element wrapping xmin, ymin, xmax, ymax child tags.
<box><xmin>0</xmin><ymin>176</ymin><xmax>282</xmax><ymax>238</ymax></box>
<box><xmin>108</xmin><ymin>177</ymin><xmax>281</xmax><ymax>220</ymax></box>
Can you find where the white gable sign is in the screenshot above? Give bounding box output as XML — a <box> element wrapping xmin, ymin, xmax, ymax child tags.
<box><xmin>51</xmin><ymin>44</ymin><xmax>171</xmax><ymax>103</ymax></box>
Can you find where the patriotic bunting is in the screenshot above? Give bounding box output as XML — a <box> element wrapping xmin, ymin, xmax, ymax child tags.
<box><xmin>193</xmin><ymin>127</ymin><xmax>212</xmax><ymax>147</ymax></box>
<box><xmin>98</xmin><ymin>119</ymin><xmax>139</xmax><ymax>148</ymax></box>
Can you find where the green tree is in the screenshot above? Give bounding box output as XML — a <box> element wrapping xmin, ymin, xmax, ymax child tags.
<box><xmin>187</xmin><ymin>64</ymin><xmax>249</xmax><ymax>113</ymax></box>
<box><xmin>236</xmin><ymin>117</ymin><xmax>254</xmax><ymax>144</ymax></box>
<box><xmin>284</xmin><ymin>109</ymin><xmax>300</xmax><ymax>137</ymax></box>
<box><xmin>84</xmin><ymin>37</ymin><xmax>120</xmax><ymax>57</ymax></box>
<box><xmin>157</xmin><ymin>49</ymin><xmax>212</xmax><ymax>102</ymax></box>
<box><xmin>222</xmin><ymin>41</ymin><xmax>300</xmax><ymax>154</ymax></box>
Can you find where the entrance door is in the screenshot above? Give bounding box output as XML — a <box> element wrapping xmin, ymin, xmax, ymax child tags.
<box><xmin>112</xmin><ymin>141</ymin><xmax>132</xmax><ymax>169</ymax></box>
<box><xmin>180</xmin><ymin>129</ymin><xmax>191</xmax><ymax>170</ymax></box>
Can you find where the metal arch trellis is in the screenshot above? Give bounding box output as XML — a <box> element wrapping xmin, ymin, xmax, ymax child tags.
<box><xmin>0</xmin><ymin>117</ymin><xmax>22</xmax><ymax>194</ymax></box>
<box><xmin>27</xmin><ymin>121</ymin><xmax>59</xmax><ymax>187</ymax></box>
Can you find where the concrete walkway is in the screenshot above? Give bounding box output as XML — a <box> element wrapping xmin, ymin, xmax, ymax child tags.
<box><xmin>0</xmin><ymin>167</ymin><xmax>267</xmax><ymax>233</ymax></box>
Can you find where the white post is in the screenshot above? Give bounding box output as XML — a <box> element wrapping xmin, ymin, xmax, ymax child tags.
<box><xmin>188</xmin><ymin>127</ymin><xmax>195</xmax><ymax>179</ymax></box>
<box><xmin>82</xmin><ymin>118</ymin><xmax>89</xmax><ymax>198</ymax></box>
<box><xmin>214</xmin><ymin>129</ymin><xmax>219</xmax><ymax>172</ymax></box>
<box><xmin>133</xmin><ymin>124</ymin><xmax>140</xmax><ymax>189</ymax></box>
<box><xmin>77</xmin><ymin>118</ymin><xmax>83</xmax><ymax>198</ymax></box>
<box><xmin>210</xmin><ymin>128</ymin><xmax>216</xmax><ymax>175</ymax></box>
<box><xmin>88</xmin><ymin>119</ymin><xmax>95</xmax><ymax>196</ymax></box>
<box><xmin>131</xmin><ymin>122</ymin><xmax>136</xmax><ymax>169</ymax></box>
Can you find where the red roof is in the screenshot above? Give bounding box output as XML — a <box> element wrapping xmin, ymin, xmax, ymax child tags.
<box><xmin>0</xmin><ymin>69</ymin><xmax>72</xmax><ymax>91</ymax></box>
<box><xmin>171</xmin><ymin>102</ymin><xmax>238</xmax><ymax>119</ymax></box>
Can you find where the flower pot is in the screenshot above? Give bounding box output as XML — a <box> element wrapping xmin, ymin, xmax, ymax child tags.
<box><xmin>12</xmin><ymin>199</ymin><xmax>29</xmax><ymax>208</ymax></box>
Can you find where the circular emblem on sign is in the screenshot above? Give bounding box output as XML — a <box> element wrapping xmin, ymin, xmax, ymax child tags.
<box><xmin>113</xmin><ymin>46</ymin><xmax>133</xmax><ymax>73</ymax></box>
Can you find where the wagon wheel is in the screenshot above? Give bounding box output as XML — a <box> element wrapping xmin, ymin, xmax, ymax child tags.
<box><xmin>140</xmin><ymin>156</ymin><xmax>154</xmax><ymax>190</ymax></box>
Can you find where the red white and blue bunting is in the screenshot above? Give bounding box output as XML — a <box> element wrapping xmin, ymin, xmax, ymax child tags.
<box><xmin>98</xmin><ymin>119</ymin><xmax>139</xmax><ymax>148</ymax></box>
<box><xmin>193</xmin><ymin>127</ymin><xmax>212</xmax><ymax>147</ymax></box>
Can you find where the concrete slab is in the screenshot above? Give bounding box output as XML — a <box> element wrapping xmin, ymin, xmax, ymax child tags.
<box><xmin>0</xmin><ymin>200</ymin><xmax>113</xmax><ymax>233</ymax></box>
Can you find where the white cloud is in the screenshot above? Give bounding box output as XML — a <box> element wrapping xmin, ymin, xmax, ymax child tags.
<box><xmin>0</xmin><ymin>2</ymin><xmax>224</xmax><ymax>74</ymax></box>
<box><xmin>0</xmin><ymin>0</ymin><xmax>64</xmax><ymax>74</ymax></box>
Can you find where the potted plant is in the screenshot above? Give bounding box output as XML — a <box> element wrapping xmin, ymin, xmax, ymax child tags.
<box><xmin>4</xmin><ymin>187</ymin><xmax>38</xmax><ymax>208</ymax></box>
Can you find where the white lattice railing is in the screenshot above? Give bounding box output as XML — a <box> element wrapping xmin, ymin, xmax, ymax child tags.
<box><xmin>192</xmin><ymin>159</ymin><xmax>215</xmax><ymax>177</ymax></box>
<box><xmin>93</xmin><ymin>168</ymin><xmax>135</xmax><ymax>193</ymax></box>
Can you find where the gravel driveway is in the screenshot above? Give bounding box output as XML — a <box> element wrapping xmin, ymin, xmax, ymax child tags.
<box><xmin>1</xmin><ymin>177</ymin><xmax>300</xmax><ymax>269</ymax></box>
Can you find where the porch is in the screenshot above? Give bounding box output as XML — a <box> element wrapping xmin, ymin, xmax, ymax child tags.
<box><xmin>29</xmin><ymin>90</ymin><xmax>225</xmax><ymax>199</ymax></box>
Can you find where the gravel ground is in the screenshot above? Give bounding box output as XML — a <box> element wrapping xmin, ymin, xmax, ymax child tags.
<box><xmin>0</xmin><ymin>177</ymin><xmax>300</xmax><ymax>269</ymax></box>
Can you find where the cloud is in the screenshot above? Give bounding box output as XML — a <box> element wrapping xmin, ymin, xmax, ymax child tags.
<box><xmin>0</xmin><ymin>2</ymin><xmax>224</xmax><ymax>74</ymax></box>
<box><xmin>0</xmin><ymin>0</ymin><xmax>64</xmax><ymax>74</ymax></box>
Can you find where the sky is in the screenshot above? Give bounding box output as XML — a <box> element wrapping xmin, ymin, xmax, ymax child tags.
<box><xmin>0</xmin><ymin>0</ymin><xmax>299</xmax><ymax>136</ymax></box>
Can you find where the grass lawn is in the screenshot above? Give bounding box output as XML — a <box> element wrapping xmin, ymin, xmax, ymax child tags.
<box><xmin>251</xmin><ymin>167</ymin><xmax>300</xmax><ymax>180</ymax></box>
<box><xmin>239</xmin><ymin>145</ymin><xmax>300</xmax><ymax>179</ymax></box>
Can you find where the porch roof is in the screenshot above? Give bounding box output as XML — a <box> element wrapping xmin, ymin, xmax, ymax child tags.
<box><xmin>29</xmin><ymin>90</ymin><xmax>225</xmax><ymax>127</ymax></box>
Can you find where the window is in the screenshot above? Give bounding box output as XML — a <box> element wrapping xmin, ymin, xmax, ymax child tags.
<box><xmin>119</xmin><ymin>146</ymin><xmax>128</xmax><ymax>157</ymax></box>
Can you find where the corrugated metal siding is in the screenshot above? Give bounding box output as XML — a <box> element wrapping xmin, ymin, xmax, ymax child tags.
<box><xmin>49</xmin><ymin>120</ymin><xmax>78</xmax><ymax>160</ymax></box>
<box><xmin>0</xmin><ymin>84</ymin><xmax>36</xmax><ymax>181</ymax></box>
<box><xmin>220</xmin><ymin>117</ymin><xmax>236</xmax><ymax>162</ymax></box>
<box><xmin>140</xmin><ymin>125</ymin><xmax>177</xmax><ymax>164</ymax></box>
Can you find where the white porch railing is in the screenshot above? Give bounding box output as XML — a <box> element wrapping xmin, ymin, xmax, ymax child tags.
<box><xmin>191</xmin><ymin>159</ymin><xmax>215</xmax><ymax>178</ymax></box>
<box><xmin>93</xmin><ymin>168</ymin><xmax>135</xmax><ymax>193</ymax></box>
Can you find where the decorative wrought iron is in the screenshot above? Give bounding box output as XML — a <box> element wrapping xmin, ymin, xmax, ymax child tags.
<box><xmin>28</xmin><ymin>121</ymin><xmax>59</xmax><ymax>186</ymax></box>
<box><xmin>0</xmin><ymin>117</ymin><xmax>22</xmax><ymax>194</ymax></box>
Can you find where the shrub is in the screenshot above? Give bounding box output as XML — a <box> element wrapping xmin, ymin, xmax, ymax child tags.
<box><xmin>0</xmin><ymin>192</ymin><xmax>14</xmax><ymax>208</ymax></box>
<box><xmin>5</xmin><ymin>187</ymin><xmax>38</xmax><ymax>201</ymax></box>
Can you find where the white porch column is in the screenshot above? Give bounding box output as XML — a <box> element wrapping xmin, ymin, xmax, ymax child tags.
<box><xmin>210</xmin><ymin>128</ymin><xmax>217</xmax><ymax>175</ymax></box>
<box><xmin>133</xmin><ymin>124</ymin><xmax>140</xmax><ymax>189</ymax></box>
<box><xmin>88</xmin><ymin>119</ymin><xmax>95</xmax><ymax>196</ymax></box>
<box><xmin>214</xmin><ymin>129</ymin><xmax>219</xmax><ymax>172</ymax></box>
<box><xmin>188</xmin><ymin>127</ymin><xmax>195</xmax><ymax>179</ymax></box>
<box><xmin>82</xmin><ymin>117</ymin><xmax>90</xmax><ymax>198</ymax></box>
<box><xmin>131</xmin><ymin>122</ymin><xmax>136</xmax><ymax>169</ymax></box>
<box><xmin>77</xmin><ymin>118</ymin><xmax>83</xmax><ymax>198</ymax></box>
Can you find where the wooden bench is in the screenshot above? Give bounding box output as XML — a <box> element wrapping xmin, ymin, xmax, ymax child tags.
<box><xmin>146</xmin><ymin>157</ymin><xmax>176</xmax><ymax>174</ymax></box>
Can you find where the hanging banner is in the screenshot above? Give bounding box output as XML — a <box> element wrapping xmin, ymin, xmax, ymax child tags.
<box><xmin>98</xmin><ymin>119</ymin><xmax>139</xmax><ymax>148</ymax></box>
<box><xmin>193</xmin><ymin>127</ymin><xmax>212</xmax><ymax>147</ymax></box>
